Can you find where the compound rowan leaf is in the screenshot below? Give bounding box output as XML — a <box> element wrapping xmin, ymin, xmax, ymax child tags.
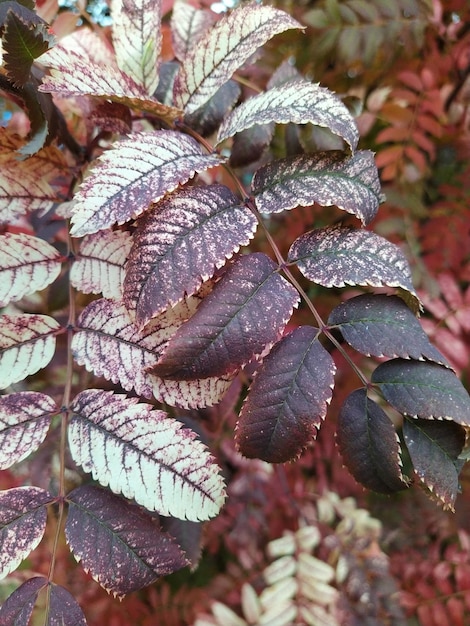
<box><xmin>69</xmin><ymin>390</ymin><xmax>226</xmax><ymax>521</ymax></box>
<box><xmin>150</xmin><ymin>253</ymin><xmax>299</xmax><ymax>380</ymax></box>
<box><xmin>173</xmin><ymin>4</ymin><xmax>302</xmax><ymax>113</ymax></box>
<box><xmin>70</xmin><ymin>130</ymin><xmax>223</xmax><ymax>237</ymax></box>
<box><xmin>112</xmin><ymin>0</ymin><xmax>161</xmax><ymax>96</ymax></box>
<box><xmin>252</xmin><ymin>150</ymin><xmax>381</xmax><ymax>225</ymax></box>
<box><xmin>336</xmin><ymin>389</ymin><xmax>408</xmax><ymax>493</ymax></box>
<box><xmin>0</xmin><ymin>486</ymin><xmax>53</xmax><ymax>579</ymax></box>
<box><xmin>124</xmin><ymin>183</ymin><xmax>257</xmax><ymax>326</ymax></box>
<box><xmin>70</xmin><ymin>230</ymin><xmax>132</xmax><ymax>300</ymax></box>
<box><xmin>0</xmin><ymin>392</ymin><xmax>55</xmax><ymax>469</ymax></box>
<box><xmin>0</xmin><ymin>314</ymin><xmax>60</xmax><ymax>389</ymax></box>
<box><xmin>288</xmin><ymin>226</ymin><xmax>420</xmax><ymax>309</ymax></box>
<box><xmin>47</xmin><ymin>583</ymin><xmax>87</xmax><ymax>625</ymax></box>
<box><xmin>328</xmin><ymin>294</ymin><xmax>449</xmax><ymax>366</ymax></box>
<box><xmin>66</xmin><ymin>485</ymin><xmax>189</xmax><ymax>597</ymax></box>
<box><xmin>236</xmin><ymin>326</ymin><xmax>336</xmax><ymax>463</ymax></box>
<box><xmin>171</xmin><ymin>0</ymin><xmax>215</xmax><ymax>62</ymax></box>
<box><xmin>0</xmin><ymin>233</ymin><xmax>62</xmax><ymax>307</ymax></box>
<box><xmin>0</xmin><ymin>576</ymin><xmax>47</xmax><ymax>626</ymax></box>
<box><xmin>372</xmin><ymin>360</ymin><xmax>470</xmax><ymax>425</ymax></box>
<box><xmin>403</xmin><ymin>417</ymin><xmax>466</xmax><ymax>510</ymax></box>
<box><xmin>217</xmin><ymin>80</ymin><xmax>359</xmax><ymax>151</ymax></box>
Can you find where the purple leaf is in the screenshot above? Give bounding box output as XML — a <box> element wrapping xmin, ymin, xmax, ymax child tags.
<box><xmin>403</xmin><ymin>417</ymin><xmax>466</xmax><ymax>511</ymax></box>
<box><xmin>69</xmin><ymin>389</ymin><xmax>226</xmax><ymax>520</ymax></box>
<box><xmin>150</xmin><ymin>253</ymin><xmax>299</xmax><ymax>380</ymax></box>
<box><xmin>288</xmin><ymin>226</ymin><xmax>420</xmax><ymax>311</ymax></box>
<box><xmin>0</xmin><ymin>487</ymin><xmax>54</xmax><ymax>579</ymax></box>
<box><xmin>328</xmin><ymin>294</ymin><xmax>449</xmax><ymax>366</ymax></box>
<box><xmin>0</xmin><ymin>576</ymin><xmax>47</xmax><ymax>625</ymax></box>
<box><xmin>173</xmin><ymin>4</ymin><xmax>302</xmax><ymax>113</ymax></box>
<box><xmin>66</xmin><ymin>485</ymin><xmax>189</xmax><ymax>597</ymax></box>
<box><xmin>47</xmin><ymin>583</ymin><xmax>87</xmax><ymax>625</ymax></box>
<box><xmin>160</xmin><ymin>516</ymin><xmax>202</xmax><ymax>570</ymax></box>
<box><xmin>217</xmin><ymin>80</ymin><xmax>359</xmax><ymax>151</ymax></box>
<box><xmin>372</xmin><ymin>360</ymin><xmax>470</xmax><ymax>425</ymax></box>
<box><xmin>70</xmin><ymin>130</ymin><xmax>223</xmax><ymax>237</ymax></box>
<box><xmin>184</xmin><ymin>80</ymin><xmax>241</xmax><ymax>138</ymax></box>
<box><xmin>124</xmin><ymin>183</ymin><xmax>257</xmax><ymax>326</ymax></box>
<box><xmin>336</xmin><ymin>389</ymin><xmax>408</xmax><ymax>493</ymax></box>
<box><xmin>252</xmin><ymin>150</ymin><xmax>381</xmax><ymax>225</ymax></box>
<box><xmin>236</xmin><ymin>326</ymin><xmax>336</xmax><ymax>463</ymax></box>
<box><xmin>171</xmin><ymin>1</ymin><xmax>215</xmax><ymax>62</ymax></box>
<box><xmin>230</xmin><ymin>123</ymin><xmax>275</xmax><ymax>169</ymax></box>
<box><xmin>0</xmin><ymin>392</ymin><xmax>55</xmax><ymax>469</ymax></box>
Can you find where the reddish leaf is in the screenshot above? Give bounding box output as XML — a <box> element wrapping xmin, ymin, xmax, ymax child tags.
<box><xmin>123</xmin><ymin>183</ymin><xmax>257</xmax><ymax>326</ymax></box>
<box><xmin>47</xmin><ymin>583</ymin><xmax>87</xmax><ymax>625</ymax></box>
<box><xmin>70</xmin><ymin>130</ymin><xmax>223</xmax><ymax>236</ymax></box>
<box><xmin>252</xmin><ymin>150</ymin><xmax>381</xmax><ymax>225</ymax></box>
<box><xmin>0</xmin><ymin>576</ymin><xmax>47</xmax><ymax>625</ymax></box>
<box><xmin>0</xmin><ymin>486</ymin><xmax>53</xmax><ymax>579</ymax></box>
<box><xmin>66</xmin><ymin>485</ymin><xmax>189</xmax><ymax>597</ymax></box>
<box><xmin>236</xmin><ymin>326</ymin><xmax>336</xmax><ymax>463</ymax></box>
<box><xmin>171</xmin><ymin>1</ymin><xmax>215</xmax><ymax>62</ymax></box>
<box><xmin>372</xmin><ymin>360</ymin><xmax>470</xmax><ymax>425</ymax></box>
<box><xmin>150</xmin><ymin>253</ymin><xmax>299</xmax><ymax>380</ymax></box>
<box><xmin>173</xmin><ymin>4</ymin><xmax>302</xmax><ymax>113</ymax></box>
<box><xmin>336</xmin><ymin>389</ymin><xmax>408</xmax><ymax>493</ymax></box>
<box><xmin>69</xmin><ymin>389</ymin><xmax>226</xmax><ymax>520</ymax></box>
<box><xmin>0</xmin><ymin>392</ymin><xmax>55</xmax><ymax>469</ymax></box>
<box><xmin>403</xmin><ymin>417</ymin><xmax>466</xmax><ymax>510</ymax></box>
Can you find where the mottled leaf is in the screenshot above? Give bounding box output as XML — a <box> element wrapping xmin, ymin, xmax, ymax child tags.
<box><xmin>124</xmin><ymin>183</ymin><xmax>257</xmax><ymax>326</ymax></box>
<box><xmin>171</xmin><ymin>0</ymin><xmax>215</xmax><ymax>62</ymax></box>
<box><xmin>288</xmin><ymin>226</ymin><xmax>419</xmax><ymax>308</ymax></box>
<box><xmin>0</xmin><ymin>576</ymin><xmax>47</xmax><ymax>626</ymax></box>
<box><xmin>236</xmin><ymin>326</ymin><xmax>336</xmax><ymax>463</ymax></box>
<box><xmin>403</xmin><ymin>417</ymin><xmax>466</xmax><ymax>510</ymax></box>
<box><xmin>252</xmin><ymin>150</ymin><xmax>381</xmax><ymax>225</ymax></box>
<box><xmin>151</xmin><ymin>253</ymin><xmax>299</xmax><ymax>380</ymax></box>
<box><xmin>328</xmin><ymin>294</ymin><xmax>448</xmax><ymax>366</ymax></box>
<box><xmin>66</xmin><ymin>485</ymin><xmax>189</xmax><ymax>597</ymax></box>
<box><xmin>70</xmin><ymin>230</ymin><xmax>132</xmax><ymax>300</ymax></box>
<box><xmin>70</xmin><ymin>130</ymin><xmax>223</xmax><ymax>237</ymax></box>
<box><xmin>184</xmin><ymin>80</ymin><xmax>241</xmax><ymax>138</ymax></box>
<box><xmin>0</xmin><ymin>314</ymin><xmax>60</xmax><ymax>389</ymax></box>
<box><xmin>337</xmin><ymin>389</ymin><xmax>408</xmax><ymax>493</ymax></box>
<box><xmin>151</xmin><ymin>373</ymin><xmax>235</xmax><ymax>411</ymax></box>
<box><xmin>0</xmin><ymin>486</ymin><xmax>53</xmax><ymax>579</ymax></box>
<box><xmin>0</xmin><ymin>233</ymin><xmax>62</xmax><ymax>307</ymax></box>
<box><xmin>372</xmin><ymin>360</ymin><xmax>470</xmax><ymax>425</ymax></box>
<box><xmin>217</xmin><ymin>80</ymin><xmax>359</xmax><ymax>151</ymax></box>
<box><xmin>173</xmin><ymin>4</ymin><xmax>302</xmax><ymax>113</ymax></box>
<box><xmin>112</xmin><ymin>0</ymin><xmax>161</xmax><ymax>95</ymax></box>
<box><xmin>69</xmin><ymin>389</ymin><xmax>226</xmax><ymax>520</ymax></box>
<box><xmin>47</xmin><ymin>583</ymin><xmax>87</xmax><ymax>625</ymax></box>
<box><xmin>0</xmin><ymin>392</ymin><xmax>55</xmax><ymax>469</ymax></box>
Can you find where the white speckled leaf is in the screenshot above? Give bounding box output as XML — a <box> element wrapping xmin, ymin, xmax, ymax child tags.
<box><xmin>252</xmin><ymin>150</ymin><xmax>381</xmax><ymax>225</ymax></box>
<box><xmin>124</xmin><ymin>183</ymin><xmax>257</xmax><ymax>326</ymax></box>
<box><xmin>0</xmin><ymin>577</ymin><xmax>48</xmax><ymax>625</ymax></box>
<box><xmin>0</xmin><ymin>392</ymin><xmax>55</xmax><ymax>469</ymax></box>
<box><xmin>173</xmin><ymin>4</ymin><xmax>302</xmax><ymax>113</ymax></box>
<box><xmin>171</xmin><ymin>1</ymin><xmax>214</xmax><ymax>62</ymax></box>
<box><xmin>0</xmin><ymin>233</ymin><xmax>62</xmax><ymax>307</ymax></box>
<box><xmin>112</xmin><ymin>0</ymin><xmax>161</xmax><ymax>95</ymax></box>
<box><xmin>217</xmin><ymin>80</ymin><xmax>359</xmax><ymax>151</ymax></box>
<box><xmin>0</xmin><ymin>314</ymin><xmax>60</xmax><ymax>389</ymax></box>
<box><xmin>70</xmin><ymin>130</ymin><xmax>223</xmax><ymax>237</ymax></box>
<box><xmin>150</xmin><ymin>373</ymin><xmax>235</xmax><ymax>410</ymax></box>
<box><xmin>70</xmin><ymin>230</ymin><xmax>132</xmax><ymax>300</ymax></box>
<box><xmin>69</xmin><ymin>389</ymin><xmax>226</xmax><ymax>521</ymax></box>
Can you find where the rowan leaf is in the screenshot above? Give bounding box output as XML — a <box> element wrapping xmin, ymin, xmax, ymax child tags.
<box><xmin>0</xmin><ymin>486</ymin><xmax>53</xmax><ymax>579</ymax></box>
<box><xmin>150</xmin><ymin>253</ymin><xmax>299</xmax><ymax>380</ymax></box>
<box><xmin>0</xmin><ymin>233</ymin><xmax>61</xmax><ymax>307</ymax></box>
<box><xmin>70</xmin><ymin>230</ymin><xmax>133</xmax><ymax>300</ymax></box>
<box><xmin>252</xmin><ymin>150</ymin><xmax>381</xmax><ymax>225</ymax></box>
<box><xmin>184</xmin><ymin>80</ymin><xmax>241</xmax><ymax>138</ymax></box>
<box><xmin>328</xmin><ymin>294</ymin><xmax>449</xmax><ymax>366</ymax></box>
<box><xmin>0</xmin><ymin>392</ymin><xmax>55</xmax><ymax>469</ymax></box>
<box><xmin>70</xmin><ymin>130</ymin><xmax>223</xmax><ymax>237</ymax></box>
<box><xmin>372</xmin><ymin>360</ymin><xmax>470</xmax><ymax>425</ymax></box>
<box><xmin>47</xmin><ymin>584</ymin><xmax>87</xmax><ymax>625</ymax></box>
<box><xmin>236</xmin><ymin>326</ymin><xmax>336</xmax><ymax>463</ymax></box>
<box><xmin>171</xmin><ymin>0</ymin><xmax>215</xmax><ymax>62</ymax></box>
<box><xmin>287</xmin><ymin>226</ymin><xmax>420</xmax><ymax>308</ymax></box>
<box><xmin>403</xmin><ymin>417</ymin><xmax>466</xmax><ymax>510</ymax></box>
<box><xmin>66</xmin><ymin>485</ymin><xmax>189</xmax><ymax>597</ymax></box>
<box><xmin>229</xmin><ymin>122</ymin><xmax>275</xmax><ymax>168</ymax></box>
<box><xmin>0</xmin><ymin>576</ymin><xmax>47</xmax><ymax>626</ymax></box>
<box><xmin>0</xmin><ymin>314</ymin><xmax>60</xmax><ymax>389</ymax></box>
<box><xmin>112</xmin><ymin>0</ymin><xmax>161</xmax><ymax>95</ymax></box>
<box><xmin>123</xmin><ymin>183</ymin><xmax>257</xmax><ymax>326</ymax></box>
<box><xmin>217</xmin><ymin>80</ymin><xmax>359</xmax><ymax>151</ymax></box>
<box><xmin>150</xmin><ymin>373</ymin><xmax>235</xmax><ymax>410</ymax></box>
<box><xmin>69</xmin><ymin>389</ymin><xmax>226</xmax><ymax>521</ymax></box>
<box><xmin>173</xmin><ymin>4</ymin><xmax>302</xmax><ymax>113</ymax></box>
<box><xmin>336</xmin><ymin>389</ymin><xmax>408</xmax><ymax>493</ymax></box>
